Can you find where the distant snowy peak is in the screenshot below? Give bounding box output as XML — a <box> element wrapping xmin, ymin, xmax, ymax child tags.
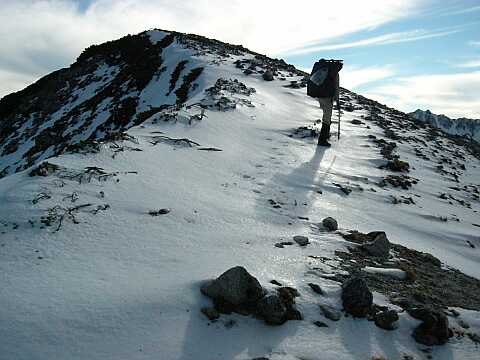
<box><xmin>0</xmin><ymin>29</ymin><xmax>303</xmax><ymax>177</ymax></box>
<box><xmin>410</xmin><ymin>109</ymin><xmax>480</xmax><ymax>143</ymax></box>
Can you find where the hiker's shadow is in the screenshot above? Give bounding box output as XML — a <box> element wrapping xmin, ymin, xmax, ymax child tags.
<box><xmin>178</xmin><ymin>282</ymin><xmax>299</xmax><ymax>360</ymax></box>
<box><xmin>257</xmin><ymin>147</ymin><xmax>335</xmax><ymax>218</ymax></box>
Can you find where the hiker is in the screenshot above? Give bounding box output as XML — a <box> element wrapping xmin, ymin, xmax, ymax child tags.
<box><xmin>307</xmin><ymin>59</ymin><xmax>343</xmax><ymax>147</ymax></box>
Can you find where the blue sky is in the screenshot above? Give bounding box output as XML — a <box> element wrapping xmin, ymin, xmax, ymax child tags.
<box><xmin>0</xmin><ymin>0</ymin><xmax>479</xmax><ymax>118</ymax></box>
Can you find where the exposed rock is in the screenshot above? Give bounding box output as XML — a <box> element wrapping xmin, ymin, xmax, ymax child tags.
<box><xmin>314</xmin><ymin>320</ymin><xmax>329</xmax><ymax>328</ymax></box>
<box><xmin>270</xmin><ymin>280</ymin><xmax>282</xmax><ymax>286</ymax></box>
<box><xmin>262</xmin><ymin>70</ymin><xmax>274</xmax><ymax>81</ymax></box>
<box><xmin>361</xmin><ymin>232</ymin><xmax>390</xmax><ymax>258</ymax></box>
<box><xmin>384</xmin><ymin>159</ymin><xmax>410</xmax><ymax>172</ymax></box>
<box><xmin>201</xmin><ymin>307</ymin><xmax>220</xmax><ymax>321</ymax></box>
<box><xmin>201</xmin><ymin>266</ymin><xmax>264</xmax><ymax>312</ymax></box>
<box><xmin>319</xmin><ymin>304</ymin><xmax>342</xmax><ymax>321</ymax></box>
<box><xmin>409</xmin><ymin>307</ymin><xmax>452</xmax><ymax>345</ymax></box>
<box><xmin>322</xmin><ymin>217</ymin><xmax>338</xmax><ymax>231</ymax></box>
<box><xmin>293</xmin><ymin>235</ymin><xmax>309</xmax><ymax>246</ymax></box>
<box><xmin>374</xmin><ymin>309</ymin><xmax>399</xmax><ymax>330</ymax></box>
<box><xmin>308</xmin><ymin>283</ymin><xmax>324</xmax><ymax>295</ymax></box>
<box><xmin>29</xmin><ymin>161</ymin><xmax>61</xmax><ymax>177</ymax></box>
<box><xmin>342</xmin><ymin>277</ymin><xmax>373</xmax><ymax>317</ymax></box>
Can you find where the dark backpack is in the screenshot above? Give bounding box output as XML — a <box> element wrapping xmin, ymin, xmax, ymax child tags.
<box><xmin>307</xmin><ymin>59</ymin><xmax>343</xmax><ymax>98</ymax></box>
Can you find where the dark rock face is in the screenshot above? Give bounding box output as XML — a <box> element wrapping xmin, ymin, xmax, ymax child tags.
<box><xmin>361</xmin><ymin>232</ymin><xmax>390</xmax><ymax>258</ymax></box>
<box><xmin>341</xmin><ymin>277</ymin><xmax>373</xmax><ymax>317</ymax></box>
<box><xmin>409</xmin><ymin>307</ymin><xmax>452</xmax><ymax>345</ymax></box>
<box><xmin>322</xmin><ymin>217</ymin><xmax>338</xmax><ymax>231</ymax></box>
<box><xmin>374</xmin><ymin>309</ymin><xmax>399</xmax><ymax>330</ymax></box>
<box><xmin>28</xmin><ymin>161</ymin><xmax>61</xmax><ymax>177</ymax></box>
<box><xmin>201</xmin><ymin>266</ymin><xmax>265</xmax><ymax>311</ymax></box>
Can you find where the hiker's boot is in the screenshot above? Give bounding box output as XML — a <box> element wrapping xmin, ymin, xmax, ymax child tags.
<box><xmin>317</xmin><ymin>123</ymin><xmax>331</xmax><ymax>147</ymax></box>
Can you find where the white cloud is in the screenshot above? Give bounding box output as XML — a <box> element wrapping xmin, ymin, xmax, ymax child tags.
<box><xmin>341</xmin><ymin>65</ymin><xmax>396</xmax><ymax>89</ymax></box>
<box><xmin>363</xmin><ymin>71</ymin><xmax>480</xmax><ymax>119</ymax></box>
<box><xmin>456</xmin><ymin>58</ymin><xmax>480</xmax><ymax>68</ymax></box>
<box><xmin>0</xmin><ymin>0</ymin><xmax>425</xmax><ymax>97</ymax></box>
<box><xmin>468</xmin><ymin>40</ymin><xmax>480</xmax><ymax>47</ymax></box>
<box><xmin>283</xmin><ymin>28</ymin><xmax>461</xmax><ymax>56</ymax></box>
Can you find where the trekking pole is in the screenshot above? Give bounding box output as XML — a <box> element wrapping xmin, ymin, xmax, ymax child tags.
<box><xmin>337</xmin><ymin>107</ymin><xmax>341</xmax><ymax>140</ymax></box>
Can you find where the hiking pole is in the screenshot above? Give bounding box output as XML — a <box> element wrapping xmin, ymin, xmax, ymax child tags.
<box><xmin>337</xmin><ymin>106</ymin><xmax>341</xmax><ymax>140</ymax></box>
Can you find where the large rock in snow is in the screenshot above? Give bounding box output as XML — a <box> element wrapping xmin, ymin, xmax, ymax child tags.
<box><xmin>341</xmin><ymin>277</ymin><xmax>373</xmax><ymax>317</ymax></box>
<box><xmin>201</xmin><ymin>266</ymin><xmax>264</xmax><ymax>310</ymax></box>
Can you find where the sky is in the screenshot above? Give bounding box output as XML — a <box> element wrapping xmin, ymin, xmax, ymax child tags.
<box><xmin>0</xmin><ymin>0</ymin><xmax>479</xmax><ymax>118</ymax></box>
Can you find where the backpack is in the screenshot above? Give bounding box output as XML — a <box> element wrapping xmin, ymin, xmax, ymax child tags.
<box><xmin>307</xmin><ymin>59</ymin><xmax>343</xmax><ymax>98</ymax></box>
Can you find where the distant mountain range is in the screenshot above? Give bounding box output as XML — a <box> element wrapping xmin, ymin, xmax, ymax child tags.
<box><xmin>410</xmin><ymin>109</ymin><xmax>480</xmax><ymax>143</ymax></box>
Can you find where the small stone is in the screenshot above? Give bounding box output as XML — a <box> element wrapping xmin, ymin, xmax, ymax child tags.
<box><xmin>322</xmin><ymin>217</ymin><xmax>338</xmax><ymax>231</ymax></box>
<box><xmin>308</xmin><ymin>283</ymin><xmax>324</xmax><ymax>295</ymax></box>
<box><xmin>270</xmin><ymin>280</ymin><xmax>282</xmax><ymax>286</ymax></box>
<box><xmin>314</xmin><ymin>320</ymin><xmax>329</xmax><ymax>327</ymax></box>
<box><xmin>201</xmin><ymin>307</ymin><xmax>220</xmax><ymax>321</ymax></box>
<box><xmin>319</xmin><ymin>304</ymin><xmax>342</xmax><ymax>321</ymax></box>
<box><xmin>293</xmin><ymin>235</ymin><xmax>309</xmax><ymax>246</ymax></box>
<box><xmin>374</xmin><ymin>309</ymin><xmax>399</xmax><ymax>330</ymax></box>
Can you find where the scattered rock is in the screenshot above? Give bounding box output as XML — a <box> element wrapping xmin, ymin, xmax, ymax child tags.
<box><xmin>270</xmin><ymin>280</ymin><xmax>282</xmax><ymax>286</ymax></box>
<box><xmin>201</xmin><ymin>307</ymin><xmax>220</xmax><ymax>321</ymax></box>
<box><xmin>322</xmin><ymin>217</ymin><xmax>338</xmax><ymax>231</ymax></box>
<box><xmin>308</xmin><ymin>283</ymin><xmax>324</xmax><ymax>295</ymax></box>
<box><xmin>342</xmin><ymin>277</ymin><xmax>373</xmax><ymax>317</ymax></box>
<box><xmin>201</xmin><ymin>266</ymin><xmax>264</xmax><ymax>312</ymax></box>
<box><xmin>319</xmin><ymin>304</ymin><xmax>342</xmax><ymax>321</ymax></box>
<box><xmin>361</xmin><ymin>232</ymin><xmax>390</xmax><ymax>258</ymax></box>
<box><xmin>384</xmin><ymin>159</ymin><xmax>410</xmax><ymax>172</ymax></box>
<box><xmin>148</xmin><ymin>208</ymin><xmax>171</xmax><ymax>216</ymax></box>
<box><xmin>314</xmin><ymin>320</ymin><xmax>329</xmax><ymax>328</ymax></box>
<box><xmin>374</xmin><ymin>309</ymin><xmax>399</xmax><ymax>330</ymax></box>
<box><xmin>409</xmin><ymin>307</ymin><xmax>452</xmax><ymax>345</ymax></box>
<box><xmin>293</xmin><ymin>235</ymin><xmax>309</xmax><ymax>246</ymax></box>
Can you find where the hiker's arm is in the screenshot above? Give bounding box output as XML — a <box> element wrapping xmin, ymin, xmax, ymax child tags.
<box><xmin>335</xmin><ymin>74</ymin><xmax>340</xmax><ymax>110</ymax></box>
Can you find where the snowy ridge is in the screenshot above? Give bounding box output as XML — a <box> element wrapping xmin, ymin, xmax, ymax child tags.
<box><xmin>410</xmin><ymin>109</ymin><xmax>480</xmax><ymax>143</ymax></box>
<box><xmin>1</xmin><ymin>30</ymin><xmax>480</xmax><ymax>360</ymax></box>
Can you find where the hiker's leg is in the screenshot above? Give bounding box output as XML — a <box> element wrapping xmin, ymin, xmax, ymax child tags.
<box><xmin>318</xmin><ymin>98</ymin><xmax>333</xmax><ymax>146</ymax></box>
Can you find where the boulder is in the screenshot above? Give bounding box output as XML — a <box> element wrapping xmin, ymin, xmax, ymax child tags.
<box><xmin>308</xmin><ymin>283</ymin><xmax>324</xmax><ymax>295</ymax></box>
<box><xmin>341</xmin><ymin>277</ymin><xmax>373</xmax><ymax>317</ymax></box>
<box><xmin>408</xmin><ymin>307</ymin><xmax>452</xmax><ymax>345</ymax></box>
<box><xmin>262</xmin><ymin>70</ymin><xmax>274</xmax><ymax>81</ymax></box>
<box><xmin>322</xmin><ymin>217</ymin><xmax>338</xmax><ymax>231</ymax></box>
<box><xmin>361</xmin><ymin>232</ymin><xmax>390</xmax><ymax>258</ymax></box>
<box><xmin>293</xmin><ymin>235</ymin><xmax>309</xmax><ymax>246</ymax></box>
<box><xmin>201</xmin><ymin>266</ymin><xmax>264</xmax><ymax>312</ymax></box>
<box><xmin>374</xmin><ymin>309</ymin><xmax>399</xmax><ymax>330</ymax></box>
<box><xmin>319</xmin><ymin>304</ymin><xmax>342</xmax><ymax>321</ymax></box>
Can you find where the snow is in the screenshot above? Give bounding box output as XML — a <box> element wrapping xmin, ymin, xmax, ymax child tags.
<box><xmin>364</xmin><ymin>267</ymin><xmax>407</xmax><ymax>280</ymax></box>
<box><xmin>1</xmin><ymin>39</ymin><xmax>479</xmax><ymax>359</ymax></box>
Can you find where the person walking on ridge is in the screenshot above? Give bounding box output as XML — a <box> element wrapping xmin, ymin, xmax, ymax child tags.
<box><xmin>306</xmin><ymin>59</ymin><xmax>343</xmax><ymax>147</ymax></box>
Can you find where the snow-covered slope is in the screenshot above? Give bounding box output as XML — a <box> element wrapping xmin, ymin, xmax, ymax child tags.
<box><xmin>410</xmin><ymin>109</ymin><xmax>480</xmax><ymax>143</ymax></box>
<box><xmin>1</xmin><ymin>30</ymin><xmax>480</xmax><ymax>360</ymax></box>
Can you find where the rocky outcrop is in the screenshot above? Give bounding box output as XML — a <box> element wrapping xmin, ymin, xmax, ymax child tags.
<box><xmin>408</xmin><ymin>307</ymin><xmax>452</xmax><ymax>345</ymax></box>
